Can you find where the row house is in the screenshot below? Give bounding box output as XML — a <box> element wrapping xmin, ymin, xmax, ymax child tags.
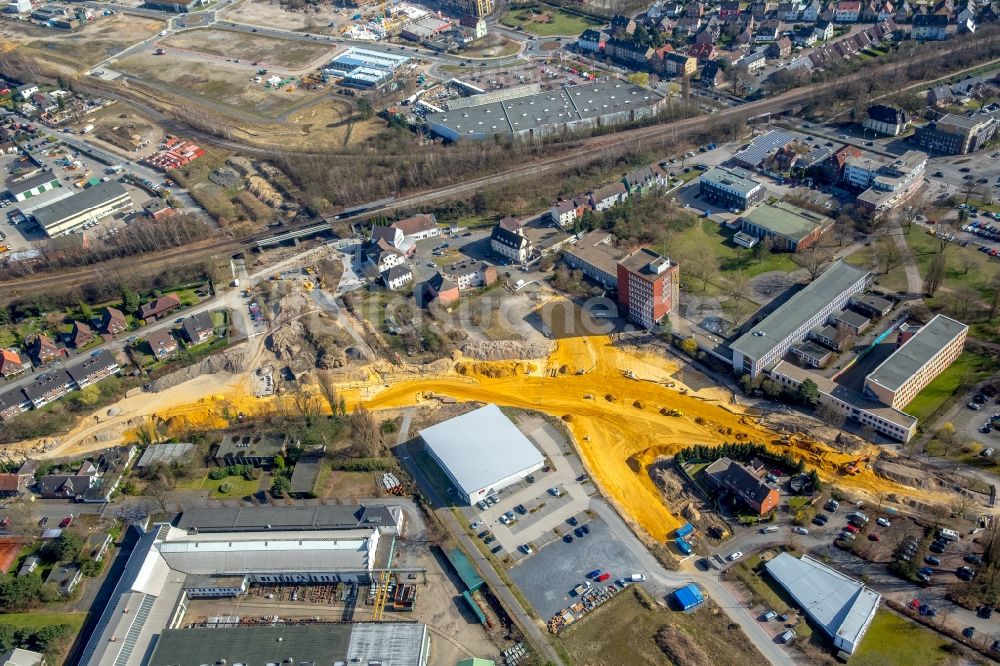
<box><xmin>623</xmin><ymin>164</ymin><xmax>668</xmax><ymax>193</ymax></box>
<box><xmin>550</xmin><ymin>195</ymin><xmax>590</xmax><ymax>228</ymax></box>
<box><xmin>688</xmin><ymin>42</ymin><xmax>717</xmax><ymax>62</ymax></box>
<box><xmin>68</xmin><ymin>350</ymin><xmax>120</xmax><ymax>389</ymax></box>
<box><xmin>604</xmin><ymin>38</ymin><xmax>654</xmax><ymax>65</ymax></box>
<box><xmin>719</xmin><ymin>0</ymin><xmax>741</xmax><ymax>16</ymax></box>
<box><xmin>590</xmin><ymin>182</ymin><xmax>628</xmax><ymax>211</ymax></box>
<box><xmin>755</xmin><ymin>19</ymin><xmax>782</xmax><ymax>41</ymax></box>
<box><xmin>700</xmin><ymin>61</ymin><xmax>727</xmax><ymax>87</ymax></box>
<box><xmin>777</xmin><ymin>2</ymin><xmax>801</xmax><ymax>20</ymax></box>
<box><xmin>661</xmin><ymin>52</ymin><xmax>697</xmax><ymax>76</ymax></box>
<box><xmin>802</xmin><ymin>0</ymin><xmax>822</xmax><ymax>20</ymax></box>
<box><xmin>577</xmin><ymin>28</ymin><xmax>606</xmax><ymax>52</ymax></box>
<box><xmin>834</xmin><ymin>0</ymin><xmax>861</xmax><ymax>20</ymax></box>
<box><xmin>767</xmin><ymin>36</ymin><xmax>793</xmax><ymax>58</ymax></box>
<box><xmin>912</xmin><ymin>13</ymin><xmax>948</xmax><ymax>38</ymax></box>
<box><xmin>610</xmin><ymin>13</ymin><xmax>637</xmax><ymax>36</ymax></box>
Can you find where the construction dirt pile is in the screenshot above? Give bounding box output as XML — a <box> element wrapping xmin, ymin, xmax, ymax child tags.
<box><xmin>270</xmin><ymin>320</ymin><xmax>308</xmax><ymax>360</ymax></box>
<box><xmin>454</xmin><ymin>361</ymin><xmax>538</xmax><ymax>379</ymax></box>
<box><xmin>147</xmin><ymin>345</ymin><xmax>249</xmax><ymax>393</ymax></box>
<box><xmin>460</xmin><ymin>340</ymin><xmax>553</xmax><ymax>361</ymax></box>
<box><xmin>649</xmin><ymin>461</ymin><xmax>686</xmax><ymax>502</ymax></box>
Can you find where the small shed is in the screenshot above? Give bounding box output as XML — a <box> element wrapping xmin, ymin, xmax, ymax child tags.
<box><xmin>675</xmin><ymin>522</ymin><xmax>694</xmax><ymax>538</ymax></box>
<box><xmin>673</xmin><ymin>583</ymin><xmax>705</xmax><ymax>611</ymax></box>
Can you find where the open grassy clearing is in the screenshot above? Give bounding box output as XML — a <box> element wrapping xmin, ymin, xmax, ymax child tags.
<box><xmin>904</xmin><ymin>350</ymin><xmax>995</xmax><ymax>422</ymax></box>
<box><xmin>844</xmin><ymin>244</ymin><xmax>910</xmax><ymax>293</ymax></box>
<box><xmin>557</xmin><ymin>587</ymin><xmax>766</xmax><ymax>666</ymax></box>
<box><xmin>904</xmin><ymin>225</ymin><xmax>997</xmax><ymax>299</ymax></box>
<box><xmin>500</xmin><ymin>6</ymin><xmax>602</xmax><ymax>36</ymax></box>
<box><xmin>851</xmin><ymin>611</ymin><xmax>953</xmax><ymax>666</ymax></box>
<box><xmin>0</xmin><ymin>612</ymin><xmax>88</xmax><ymax>632</ymax></box>
<box><xmin>162</xmin><ymin>28</ymin><xmax>333</xmax><ymax>69</ymax></box>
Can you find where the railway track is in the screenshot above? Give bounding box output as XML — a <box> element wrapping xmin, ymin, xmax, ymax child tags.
<box><xmin>4</xmin><ymin>50</ymin><xmax>998</xmax><ymax>302</ymax></box>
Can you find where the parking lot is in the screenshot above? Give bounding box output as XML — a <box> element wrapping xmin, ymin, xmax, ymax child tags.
<box><xmin>508</xmin><ymin>513</ymin><xmax>651</xmax><ymax>619</ymax></box>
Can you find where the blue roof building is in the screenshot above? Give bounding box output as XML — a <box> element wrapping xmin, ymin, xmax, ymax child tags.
<box><xmin>673</xmin><ymin>583</ymin><xmax>705</xmax><ymax>611</ymax></box>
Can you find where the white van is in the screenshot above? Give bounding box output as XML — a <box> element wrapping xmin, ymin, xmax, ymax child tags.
<box><xmin>939</xmin><ymin>528</ymin><xmax>960</xmax><ymax>542</ymax></box>
<box><xmin>760</xmin><ymin>526</ymin><xmax>780</xmax><ymax>534</ymax></box>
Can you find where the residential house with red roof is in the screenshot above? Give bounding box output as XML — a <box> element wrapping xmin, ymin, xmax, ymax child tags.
<box><xmin>0</xmin><ymin>350</ymin><xmax>26</xmax><ymax>378</ymax></box>
<box><xmin>139</xmin><ymin>293</ymin><xmax>181</xmax><ymax>321</ymax></box>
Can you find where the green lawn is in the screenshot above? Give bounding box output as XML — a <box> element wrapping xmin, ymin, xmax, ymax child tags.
<box><xmin>903</xmin><ymin>351</ymin><xmax>995</xmax><ymax>422</ymax></box>
<box><xmin>210</xmin><ymin>310</ymin><xmax>227</xmax><ymax>329</ymax></box>
<box><xmin>844</xmin><ymin>245</ymin><xmax>909</xmax><ymax>293</ymax></box>
<box><xmin>851</xmin><ymin>611</ymin><xmax>953</xmax><ymax>666</ymax></box>
<box><xmin>904</xmin><ymin>226</ymin><xmax>996</xmax><ymax>300</ymax></box>
<box><xmin>0</xmin><ymin>611</ymin><xmax>88</xmax><ymax>632</ymax></box>
<box><xmin>175</xmin><ymin>470</ymin><xmax>261</xmax><ymax>497</ymax></box>
<box><xmin>500</xmin><ymin>7</ymin><xmax>601</xmax><ymax>36</ymax></box>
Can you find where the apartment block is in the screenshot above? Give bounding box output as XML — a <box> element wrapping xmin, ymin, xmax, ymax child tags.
<box><xmin>863</xmin><ymin>315</ymin><xmax>968</xmax><ymax>410</ymax></box>
<box><xmin>616</xmin><ymin>249</ymin><xmax>679</xmax><ymax>329</ymax></box>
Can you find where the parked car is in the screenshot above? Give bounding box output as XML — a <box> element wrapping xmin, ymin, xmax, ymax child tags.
<box><xmin>595</xmin><ymin>573</ymin><xmax>612</xmax><ymax>582</ymax></box>
<box><xmin>964</xmin><ymin>553</ymin><xmax>984</xmax><ymax>565</ymax></box>
<box><xmin>792</xmin><ymin>527</ymin><xmax>809</xmax><ymax>535</ymax></box>
<box><xmin>549</xmin><ymin>487</ymin><xmax>562</xmax><ymax>497</ymax></box>
<box><xmin>762</xmin><ymin>610</ymin><xmax>778</xmax><ymax>621</ymax></box>
<box><xmin>520</xmin><ymin>544</ymin><xmax>533</xmax><ymax>555</ymax></box>
<box><xmin>586</xmin><ymin>569</ymin><xmax>602</xmax><ymax>579</ymax></box>
<box><xmin>59</xmin><ymin>515</ymin><xmax>73</xmax><ymax>528</ymax></box>
<box><xmin>925</xmin><ymin>556</ymin><xmax>941</xmax><ymax>566</ymax></box>
<box><xmin>37</xmin><ymin>517</ymin><xmax>48</xmax><ymax>527</ymax></box>
<box><xmin>567</xmin><ymin>517</ymin><xmax>578</xmax><ymax>526</ymax></box>
<box><xmin>470</xmin><ymin>520</ymin><xmax>483</xmax><ymax>530</ymax></box>
<box><xmin>574</xmin><ymin>527</ymin><xmax>586</xmax><ymax>538</ymax></box>
<box><xmin>728</xmin><ymin>551</ymin><xmax>743</xmax><ymax>561</ymax></box>
<box><xmin>963</xmin><ymin>627</ymin><xmax>976</xmax><ymax>639</ymax></box>
<box><xmin>919</xmin><ymin>567</ymin><xmax>934</xmax><ymax>577</ymax></box>
<box><xmin>876</xmin><ymin>517</ymin><xmax>890</xmax><ymax>527</ymax></box>
<box><xmin>845</xmin><ymin>524</ymin><xmax>860</xmax><ymax>534</ymax></box>
<box><xmin>979</xmin><ymin>605</ymin><xmax>995</xmax><ymax>619</ymax></box>
<box><xmin>562</xmin><ymin>534</ymin><xmax>574</xmax><ymax>543</ymax></box>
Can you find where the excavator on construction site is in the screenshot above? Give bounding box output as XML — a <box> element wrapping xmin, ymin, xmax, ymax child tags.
<box><xmin>843</xmin><ymin>456</ymin><xmax>871</xmax><ymax>476</ymax></box>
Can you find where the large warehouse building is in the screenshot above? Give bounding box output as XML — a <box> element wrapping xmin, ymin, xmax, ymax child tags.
<box><xmin>79</xmin><ymin>505</ymin><xmax>404</xmax><ymax>666</ymax></box>
<box><xmin>419</xmin><ymin>403</ymin><xmax>544</xmax><ymax>504</ymax></box>
<box><xmin>148</xmin><ymin>623</ymin><xmax>430</xmax><ymax>666</ymax></box>
<box><xmin>32</xmin><ymin>180</ymin><xmax>132</xmax><ymax>237</ymax></box>
<box><xmin>730</xmin><ymin>260</ymin><xmax>871</xmax><ymax>378</ymax></box>
<box><xmin>765</xmin><ymin>553</ymin><xmax>880</xmax><ymax>655</ymax></box>
<box><xmin>424</xmin><ymin>79</ymin><xmax>665</xmax><ymax>140</ymax></box>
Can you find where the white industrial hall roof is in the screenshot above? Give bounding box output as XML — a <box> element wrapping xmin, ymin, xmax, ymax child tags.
<box><xmin>419</xmin><ymin>403</ymin><xmax>544</xmax><ymax>497</ymax></box>
<box><xmin>765</xmin><ymin>552</ymin><xmax>880</xmax><ymax>652</ymax></box>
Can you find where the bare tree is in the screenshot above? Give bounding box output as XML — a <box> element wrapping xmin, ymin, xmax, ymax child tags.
<box><xmin>349</xmin><ymin>405</ymin><xmax>382</xmax><ymax>457</ymax></box>
<box><xmin>316</xmin><ymin>370</ymin><xmax>341</xmax><ymax>416</ymax></box>
<box><xmin>900</xmin><ymin>199</ymin><xmax>925</xmax><ymax>232</ymax></box>
<box><xmin>725</xmin><ymin>272</ymin><xmax>754</xmax><ymax>327</ymax></box>
<box><xmin>873</xmin><ymin>236</ymin><xmax>903</xmax><ymax>274</ymax></box>
<box><xmin>790</xmin><ymin>247</ymin><xmax>834</xmax><ymax>281</ymax></box>
<box><xmin>924</xmin><ymin>250</ymin><xmax>947</xmax><ymax>296</ymax></box>
<box><xmin>833</xmin><ymin>214</ymin><xmax>854</xmax><ymax>246</ymax></box>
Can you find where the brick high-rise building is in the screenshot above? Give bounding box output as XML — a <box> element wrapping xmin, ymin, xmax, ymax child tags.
<box><xmin>616</xmin><ymin>249</ymin><xmax>679</xmax><ymax>329</ymax></box>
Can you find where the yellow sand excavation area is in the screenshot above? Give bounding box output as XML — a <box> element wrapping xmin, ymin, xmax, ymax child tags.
<box><xmin>13</xmin><ymin>311</ymin><xmax>950</xmax><ymax>543</ymax></box>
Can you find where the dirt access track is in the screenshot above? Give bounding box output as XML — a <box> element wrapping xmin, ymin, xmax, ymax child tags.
<box><xmin>10</xmin><ymin>299</ymin><xmax>962</xmax><ymax>548</ymax></box>
<box><xmin>0</xmin><ymin>14</ymin><xmax>165</xmax><ymax>76</ymax></box>
<box><xmin>160</xmin><ymin>28</ymin><xmax>334</xmax><ymax>71</ymax></box>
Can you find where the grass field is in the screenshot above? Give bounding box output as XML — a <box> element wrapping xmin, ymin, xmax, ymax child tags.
<box><xmin>903</xmin><ymin>351</ymin><xmax>995</xmax><ymax>422</ymax></box>
<box><xmin>904</xmin><ymin>225</ymin><xmax>996</xmax><ymax>300</ymax></box>
<box><xmin>844</xmin><ymin>245</ymin><xmax>910</xmax><ymax>293</ymax></box>
<box><xmin>851</xmin><ymin>611</ymin><xmax>953</xmax><ymax>666</ymax></box>
<box><xmin>175</xmin><ymin>470</ymin><xmax>261</xmax><ymax>498</ymax></box>
<box><xmin>500</xmin><ymin>7</ymin><xmax>602</xmax><ymax>36</ymax></box>
<box><xmin>558</xmin><ymin>588</ymin><xmax>765</xmax><ymax>666</ymax></box>
<box><xmin>0</xmin><ymin>612</ymin><xmax>88</xmax><ymax>631</ymax></box>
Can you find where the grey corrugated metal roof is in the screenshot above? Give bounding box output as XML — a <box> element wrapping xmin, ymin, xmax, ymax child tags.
<box><xmin>866</xmin><ymin>314</ymin><xmax>967</xmax><ymax>392</ymax></box>
<box><xmin>32</xmin><ymin>180</ymin><xmax>129</xmax><ymax>231</ymax></box>
<box><xmin>731</xmin><ymin>261</ymin><xmax>869</xmax><ymax>361</ymax></box>
<box><xmin>419</xmin><ymin>404</ymin><xmax>543</xmax><ymax>497</ymax></box>
<box><xmin>176</xmin><ymin>504</ymin><xmax>397</xmax><ymax>532</ymax></box>
<box><xmin>765</xmin><ymin>553</ymin><xmax>880</xmax><ymax>651</ymax></box>
<box><xmin>148</xmin><ymin>623</ymin><xmax>428</xmax><ymax>666</ymax></box>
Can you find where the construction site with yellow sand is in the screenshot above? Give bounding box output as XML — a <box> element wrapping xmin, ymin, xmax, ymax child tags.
<box><xmin>7</xmin><ymin>298</ymin><xmax>971</xmax><ymax>547</ymax></box>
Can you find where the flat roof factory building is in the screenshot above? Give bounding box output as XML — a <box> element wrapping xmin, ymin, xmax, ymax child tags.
<box><xmin>424</xmin><ymin>79</ymin><xmax>664</xmax><ymax>140</ymax></box>
<box><xmin>324</xmin><ymin>47</ymin><xmax>410</xmax><ymax>88</ymax></box>
<box><xmin>148</xmin><ymin>623</ymin><xmax>430</xmax><ymax>666</ymax></box>
<box><xmin>765</xmin><ymin>553</ymin><xmax>880</xmax><ymax>655</ymax></box>
<box><xmin>79</xmin><ymin>505</ymin><xmax>404</xmax><ymax>666</ymax></box>
<box><xmin>419</xmin><ymin>403</ymin><xmax>544</xmax><ymax>504</ymax></box>
<box><xmin>32</xmin><ymin>180</ymin><xmax>132</xmax><ymax>237</ymax></box>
